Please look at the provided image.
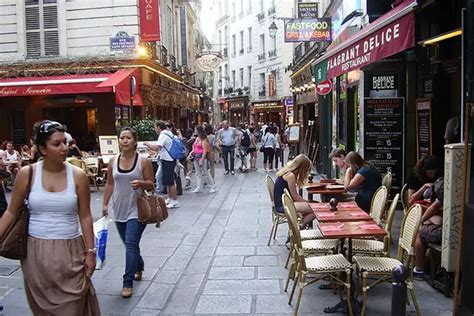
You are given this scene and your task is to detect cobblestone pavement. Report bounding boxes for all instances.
[1,159,453,315]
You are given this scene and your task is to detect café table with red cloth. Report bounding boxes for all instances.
[317,220,387,314]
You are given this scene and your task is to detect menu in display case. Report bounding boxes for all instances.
[364,98,405,196]
[416,98,432,160]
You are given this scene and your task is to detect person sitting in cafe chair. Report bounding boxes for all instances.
[273,154,316,227]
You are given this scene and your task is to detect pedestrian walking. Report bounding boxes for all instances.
[205,124,217,179]
[183,128,195,189]
[238,123,251,172]
[145,121,180,208]
[216,120,238,175]
[261,127,277,173]
[0,120,100,315]
[189,126,216,193]
[102,127,154,298]
[248,126,258,171]
[274,126,283,170]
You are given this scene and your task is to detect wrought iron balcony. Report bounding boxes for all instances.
[257,12,265,21]
[268,49,277,58]
[268,6,276,16]
[257,53,266,61]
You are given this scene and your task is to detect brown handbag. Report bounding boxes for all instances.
[0,165,32,260]
[137,190,168,227]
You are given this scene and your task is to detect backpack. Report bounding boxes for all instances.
[241,130,251,147]
[163,133,186,160]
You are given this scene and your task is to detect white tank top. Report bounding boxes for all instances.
[28,161,81,239]
[5,151,18,161]
[110,154,143,222]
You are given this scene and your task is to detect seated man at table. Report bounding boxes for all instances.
[413,178,444,279]
[329,148,355,202]
[273,154,316,227]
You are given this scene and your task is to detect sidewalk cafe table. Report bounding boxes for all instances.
[318,221,387,314]
[304,182,347,201]
[313,208,373,223]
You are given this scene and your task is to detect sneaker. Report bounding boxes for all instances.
[413,268,424,280]
[224,170,230,175]
[165,198,171,204]
[166,200,180,209]
[230,170,235,175]
[121,287,133,298]
[209,187,217,193]
[192,188,202,193]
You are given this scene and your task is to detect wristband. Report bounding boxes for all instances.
[86,247,97,254]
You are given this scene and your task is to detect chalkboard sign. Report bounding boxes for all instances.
[364,98,405,196]
[13,108,26,144]
[416,98,432,160]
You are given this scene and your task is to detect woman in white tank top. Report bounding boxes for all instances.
[0,120,100,315]
[102,127,154,298]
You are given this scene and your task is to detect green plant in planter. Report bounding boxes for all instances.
[130,119,157,141]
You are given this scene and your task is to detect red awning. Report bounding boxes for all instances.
[0,69,143,106]
[313,0,417,79]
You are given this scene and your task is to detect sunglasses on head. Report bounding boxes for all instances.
[39,121,63,134]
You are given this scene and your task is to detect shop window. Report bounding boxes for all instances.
[25,0,59,58]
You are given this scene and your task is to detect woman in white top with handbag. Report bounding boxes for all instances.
[261,126,277,173]
[0,120,100,315]
[102,127,154,298]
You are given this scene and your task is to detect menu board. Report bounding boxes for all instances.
[416,99,432,160]
[364,98,404,195]
[287,124,301,143]
[13,108,26,144]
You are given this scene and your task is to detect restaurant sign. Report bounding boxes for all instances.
[297,2,318,19]
[253,101,280,108]
[284,18,331,42]
[325,13,415,79]
[139,0,160,42]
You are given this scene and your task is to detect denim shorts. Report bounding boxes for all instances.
[275,205,285,214]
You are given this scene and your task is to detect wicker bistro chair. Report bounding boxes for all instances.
[67,158,99,191]
[282,193,340,292]
[400,183,410,215]
[369,186,388,225]
[382,172,393,193]
[348,194,400,257]
[283,199,353,316]
[353,204,423,316]
[266,176,287,246]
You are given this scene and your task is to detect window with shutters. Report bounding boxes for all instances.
[25,0,59,58]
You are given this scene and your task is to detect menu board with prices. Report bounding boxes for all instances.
[416,99,432,160]
[364,98,405,196]
[13,108,27,144]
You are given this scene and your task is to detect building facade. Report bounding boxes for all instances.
[0,0,211,149]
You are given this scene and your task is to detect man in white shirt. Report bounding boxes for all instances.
[145,121,179,208]
[216,120,238,175]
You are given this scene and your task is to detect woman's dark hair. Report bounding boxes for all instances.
[249,127,255,133]
[271,126,278,134]
[414,155,442,182]
[195,125,207,140]
[32,120,66,149]
[119,127,138,149]
[155,120,167,130]
[204,124,214,136]
[184,128,194,139]
[264,127,270,134]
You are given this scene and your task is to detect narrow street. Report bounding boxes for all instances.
[0,160,453,315]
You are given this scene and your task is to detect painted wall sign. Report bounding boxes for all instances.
[364,97,405,196]
[316,79,332,95]
[326,13,415,79]
[297,2,318,19]
[284,18,331,42]
[139,0,160,42]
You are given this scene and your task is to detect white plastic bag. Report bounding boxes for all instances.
[93,216,112,270]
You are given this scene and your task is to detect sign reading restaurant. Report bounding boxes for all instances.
[297,2,318,19]
[139,0,160,42]
[284,18,331,42]
[325,13,415,78]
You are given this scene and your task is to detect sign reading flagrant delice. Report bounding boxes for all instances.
[325,13,414,79]
[284,18,331,42]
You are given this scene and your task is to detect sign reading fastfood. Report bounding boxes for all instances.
[325,13,414,79]
[284,18,331,42]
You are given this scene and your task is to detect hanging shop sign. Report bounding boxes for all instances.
[110,32,135,50]
[315,79,332,95]
[416,98,432,160]
[195,53,223,72]
[268,74,276,97]
[297,2,318,19]
[139,0,160,42]
[284,18,332,42]
[325,13,414,79]
[364,97,405,196]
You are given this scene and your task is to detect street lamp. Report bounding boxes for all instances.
[268,21,278,39]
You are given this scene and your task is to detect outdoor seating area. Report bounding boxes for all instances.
[265,174,437,315]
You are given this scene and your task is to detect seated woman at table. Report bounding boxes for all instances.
[329,148,347,182]
[406,155,442,207]
[273,154,316,227]
[344,151,382,212]
[67,139,83,158]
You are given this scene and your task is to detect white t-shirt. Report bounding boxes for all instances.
[157,130,174,161]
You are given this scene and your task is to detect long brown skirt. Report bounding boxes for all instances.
[21,236,101,316]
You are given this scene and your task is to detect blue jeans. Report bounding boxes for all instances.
[115,219,147,288]
[155,163,163,193]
